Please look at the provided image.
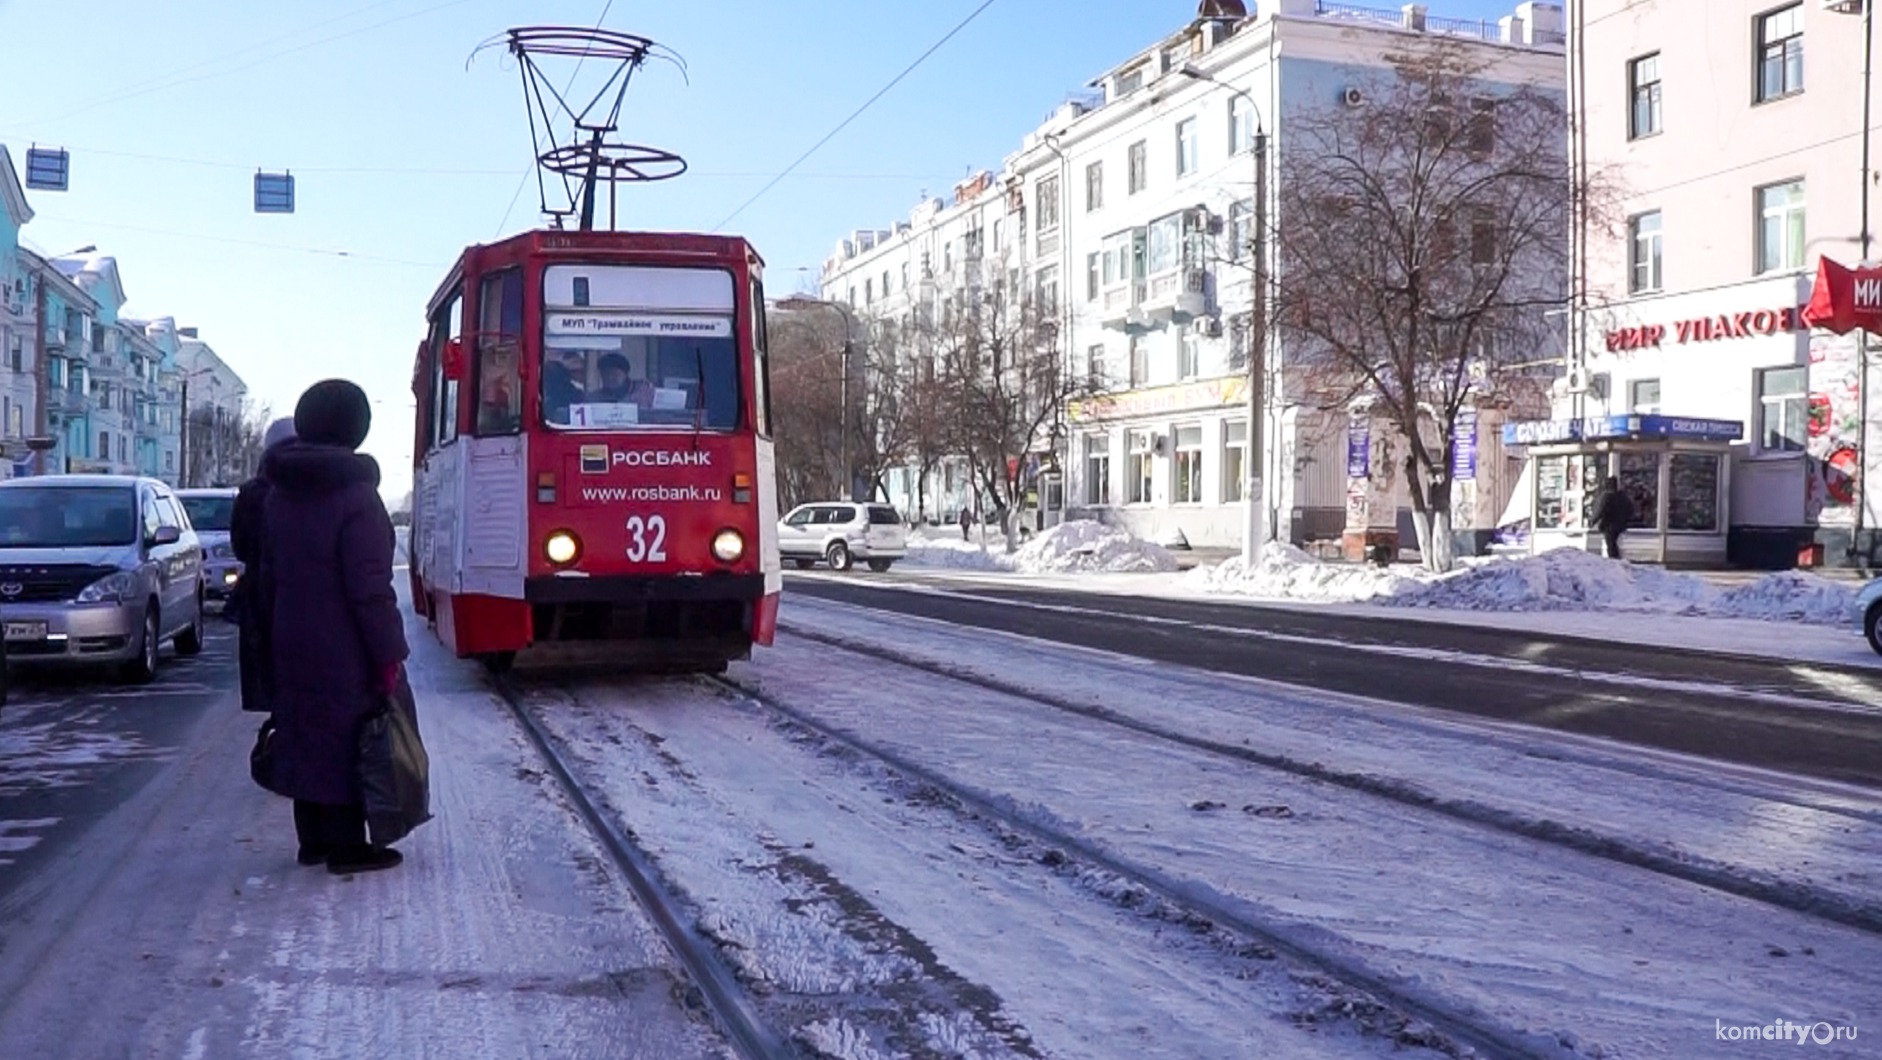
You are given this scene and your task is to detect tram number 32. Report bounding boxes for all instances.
[625,514,668,562]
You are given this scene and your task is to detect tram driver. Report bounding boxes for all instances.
[592,352,655,409]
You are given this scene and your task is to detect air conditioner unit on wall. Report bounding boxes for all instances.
[1341,86,1365,107]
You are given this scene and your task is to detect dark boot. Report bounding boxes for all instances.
[292,801,330,867]
[327,846,403,875]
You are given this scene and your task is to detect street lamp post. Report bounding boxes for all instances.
[1180,63,1268,567]
[777,295,862,502]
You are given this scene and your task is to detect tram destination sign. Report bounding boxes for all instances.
[547,313,731,338]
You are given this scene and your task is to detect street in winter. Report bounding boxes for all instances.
[5,0,1882,1057]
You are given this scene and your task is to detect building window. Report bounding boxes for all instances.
[1173,425,1203,503]
[1147,213,1182,276]
[1129,335,1148,387]
[1629,211,1663,292]
[1222,420,1247,502]
[901,262,910,289]
[1036,265,1059,315]
[1087,344,1106,388]
[97,430,108,459]
[1668,452,1721,530]
[165,451,174,472]
[1756,179,1805,273]
[1228,314,1250,372]
[1470,210,1498,267]
[1036,175,1061,233]
[1117,66,1145,97]
[1102,230,1133,289]
[1629,53,1662,138]
[1128,140,1147,195]
[1086,161,1103,212]
[1229,200,1253,262]
[1086,252,1101,301]
[864,279,874,305]
[1178,329,1200,380]
[1629,378,1661,413]
[1467,98,1496,156]
[1757,4,1804,103]
[1128,430,1154,504]
[1084,434,1111,505]
[1176,118,1198,178]
[883,270,892,297]
[1758,365,1808,452]
[1230,95,1255,155]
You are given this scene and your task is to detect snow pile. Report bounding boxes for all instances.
[1711,571,1857,625]
[901,532,1015,571]
[1009,520,1180,574]
[1185,542,1422,602]
[1383,546,1719,615]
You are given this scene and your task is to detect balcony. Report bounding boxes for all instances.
[43,324,67,350]
[1141,267,1208,322]
[1098,281,1146,331]
[46,386,92,417]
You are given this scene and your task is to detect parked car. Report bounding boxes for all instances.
[0,475,206,683]
[778,502,907,572]
[177,488,241,600]
[1856,578,1882,655]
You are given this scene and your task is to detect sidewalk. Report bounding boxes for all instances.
[0,617,725,1059]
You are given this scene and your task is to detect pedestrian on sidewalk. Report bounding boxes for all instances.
[260,380,411,875]
[1593,476,1635,560]
[229,416,297,715]
[959,506,972,541]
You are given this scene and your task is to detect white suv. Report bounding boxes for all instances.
[779,502,907,572]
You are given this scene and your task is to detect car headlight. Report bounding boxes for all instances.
[545,530,581,565]
[76,571,134,604]
[712,529,744,563]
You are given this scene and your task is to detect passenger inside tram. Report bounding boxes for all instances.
[542,335,738,430]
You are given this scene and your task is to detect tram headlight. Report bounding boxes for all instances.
[544,530,581,565]
[711,529,745,563]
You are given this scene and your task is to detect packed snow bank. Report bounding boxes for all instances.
[1193,543,1860,625]
[903,521,1177,574]
[1010,521,1180,574]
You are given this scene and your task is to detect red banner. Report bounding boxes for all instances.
[1802,257,1882,336]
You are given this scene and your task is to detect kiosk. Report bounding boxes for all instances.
[1501,414,1742,566]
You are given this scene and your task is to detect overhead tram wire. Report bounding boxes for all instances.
[711,0,1002,233]
[494,0,617,236]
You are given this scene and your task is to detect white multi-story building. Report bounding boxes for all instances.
[1544,0,1880,568]
[822,0,1567,549]
[177,331,247,486]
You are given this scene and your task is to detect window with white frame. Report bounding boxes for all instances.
[1101,230,1133,289]
[1757,4,1804,103]
[882,270,892,297]
[1147,213,1182,276]
[1629,53,1662,138]
[1629,211,1663,293]
[1084,434,1112,505]
[1036,265,1059,314]
[1230,95,1255,155]
[1128,140,1147,194]
[1127,430,1154,503]
[1087,344,1106,388]
[1173,425,1203,503]
[865,278,874,304]
[1086,252,1101,301]
[1129,335,1148,387]
[1037,175,1061,232]
[1178,328,1200,380]
[1086,161,1103,212]
[1629,378,1661,413]
[1222,420,1247,502]
[1758,366,1807,452]
[1228,199,1253,262]
[1757,179,1805,274]
[1176,118,1198,178]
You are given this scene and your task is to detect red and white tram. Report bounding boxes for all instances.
[408,229,781,672]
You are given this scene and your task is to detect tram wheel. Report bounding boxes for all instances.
[825,541,853,572]
[478,651,516,675]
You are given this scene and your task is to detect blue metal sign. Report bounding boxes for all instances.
[1451,409,1478,480]
[1346,417,1370,478]
[1502,414,1744,446]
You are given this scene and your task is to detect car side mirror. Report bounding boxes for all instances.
[151,525,181,547]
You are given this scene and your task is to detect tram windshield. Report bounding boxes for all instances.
[540,264,742,431]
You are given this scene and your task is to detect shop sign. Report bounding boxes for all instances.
[1501,414,1743,446]
[1451,409,1477,480]
[1604,306,1808,353]
[1068,375,1247,422]
[1346,417,1371,479]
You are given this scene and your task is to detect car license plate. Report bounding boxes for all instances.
[4,620,47,642]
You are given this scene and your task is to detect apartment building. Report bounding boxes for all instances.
[1554,0,1878,565]
[822,0,1567,548]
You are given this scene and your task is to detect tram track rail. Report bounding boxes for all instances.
[764,620,1882,940]
[493,674,800,1060]
[705,669,1576,1060]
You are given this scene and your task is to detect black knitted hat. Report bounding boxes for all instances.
[294,379,372,450]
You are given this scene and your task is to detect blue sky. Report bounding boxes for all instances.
[0,0,1522,498]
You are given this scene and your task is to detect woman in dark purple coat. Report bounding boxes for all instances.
[261,380,410,874]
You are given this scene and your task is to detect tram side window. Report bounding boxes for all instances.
[752,278,772,437]
[475,269,524,436]
[431,288,463,447]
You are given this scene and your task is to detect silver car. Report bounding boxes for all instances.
[0,475,207,683]
[778,502,908,572]
[177,488,242,600]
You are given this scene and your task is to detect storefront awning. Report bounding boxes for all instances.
[1802,257,1882,335]
[1501,414,1743,446]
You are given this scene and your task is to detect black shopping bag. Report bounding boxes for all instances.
[249,715,286,796]
[356,678,432,847]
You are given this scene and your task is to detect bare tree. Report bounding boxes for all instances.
[920,282,1089,551]
[185,400,270,487]
[1273,41,1577,571]
[768,311,847,508]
